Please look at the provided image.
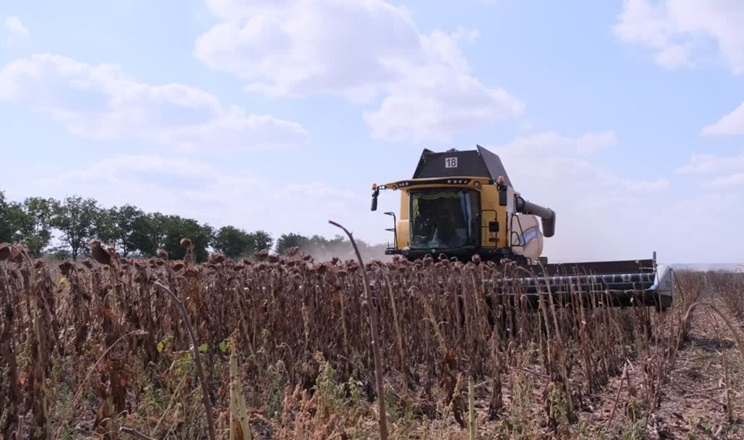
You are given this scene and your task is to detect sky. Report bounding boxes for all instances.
[0,0,742,265]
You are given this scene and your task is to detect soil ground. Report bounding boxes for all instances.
[574,296,744,440]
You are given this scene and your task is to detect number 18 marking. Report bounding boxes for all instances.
[444,157,458,168]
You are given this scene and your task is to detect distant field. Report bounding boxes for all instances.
[1,244,743,440]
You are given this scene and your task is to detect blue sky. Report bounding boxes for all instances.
[1,0,742,265]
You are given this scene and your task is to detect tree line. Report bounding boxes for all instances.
[0,190,387,262]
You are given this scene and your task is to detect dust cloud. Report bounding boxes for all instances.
[292,241,393,263]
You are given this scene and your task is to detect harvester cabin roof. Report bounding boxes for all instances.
[411,145,513,187]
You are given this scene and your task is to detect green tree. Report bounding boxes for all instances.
[0,191,28,244]
[0,191,9,242]
[0,191,17,243]
[213,227,276,259]
[93,206,121,250]
[274,232,309,255]
[158,215,214,262]
[249,229,273,252]
[213,225,253,259]
[51,195,101,260]
[134,212,169,257]
[19,196,59,256]
[2,190,388,261]
[91,204,153,257]
[0,191,15,243]
[114,204,151,257]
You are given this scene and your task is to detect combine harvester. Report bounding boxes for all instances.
[370,145,673,311]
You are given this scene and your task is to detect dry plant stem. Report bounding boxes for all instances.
[409,285,447,355]
[70,329,148,411]
[229,334,252,440]
[31,284,50,439]
[230,352,237,440]
[152,367,189,434]
[679,301,744,362]
[541,277,575,422]
[605,362,629,430]
[0,266,20,438]
[710,311,736,423]
[328,219,389,440]
[720,348,734,423]
[382,269,407,394]
[468,377,476,440]
[119,426,157,440]
[153,280,217,440]
[17,249,50,439]
[339,289,349,358]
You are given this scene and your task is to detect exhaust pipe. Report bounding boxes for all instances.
[515,196,556,237]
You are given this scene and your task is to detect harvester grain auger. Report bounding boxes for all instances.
[370,145,673,311]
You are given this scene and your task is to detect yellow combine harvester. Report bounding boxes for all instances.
[370,145,673,310]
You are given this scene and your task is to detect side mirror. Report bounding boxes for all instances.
[371,187,380,211]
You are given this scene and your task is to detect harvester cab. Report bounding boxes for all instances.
[370,145,674,311]
[371,145,554,265]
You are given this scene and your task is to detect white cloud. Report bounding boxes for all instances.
[0,53,309,151]
[706,173,744,189]
[701,101,744,136]
[60,155,221,183]
[676,152,744,189]
[481,131,671,262]
[193,0,524,143]
[613,0,744,73]
[4,16,29,47]
[5,16,29,37]
[497,130,618,154]
[613,1,744,136]
[492,130,669,198]
[676,152,744,175]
